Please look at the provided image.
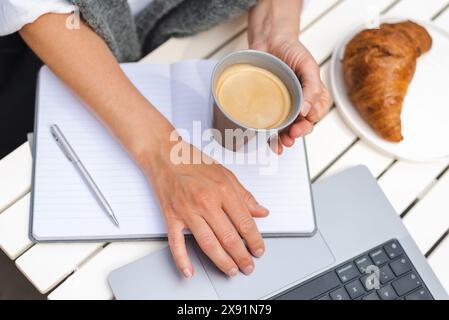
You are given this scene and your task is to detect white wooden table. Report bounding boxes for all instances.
[0,0,448,299]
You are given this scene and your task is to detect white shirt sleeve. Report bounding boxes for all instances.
[0,0,75,36]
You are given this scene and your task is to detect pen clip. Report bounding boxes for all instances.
[51,127,75,162]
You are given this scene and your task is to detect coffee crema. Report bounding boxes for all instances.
[215,64,292,129]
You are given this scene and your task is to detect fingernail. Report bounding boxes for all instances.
[291,127,301,138]
[249,203,269,213]
[228,267,239,277]
[242,265,254,275]
[254,248,265,257]
[183,268,192,278]
[301,101,312,117]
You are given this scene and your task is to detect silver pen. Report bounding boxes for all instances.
[50,124,120,227]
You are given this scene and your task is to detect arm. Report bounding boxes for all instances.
[248,0,332,154]
[20,13,172,158]
[20,13,268,277]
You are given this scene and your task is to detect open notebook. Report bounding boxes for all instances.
[31,61,316,241]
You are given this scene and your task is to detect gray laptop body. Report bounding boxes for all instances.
[108,166,449,300]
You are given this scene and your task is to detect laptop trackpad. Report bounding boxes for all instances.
[196,231,335,299]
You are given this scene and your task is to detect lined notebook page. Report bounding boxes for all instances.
[32,61,315,241]
[171,61,315,235]
[33,64,172,240]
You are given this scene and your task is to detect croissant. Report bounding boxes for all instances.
[342,21,432,142]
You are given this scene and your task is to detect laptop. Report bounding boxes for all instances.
[108,166,448,300]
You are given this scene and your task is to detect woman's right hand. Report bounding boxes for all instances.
[141,139,269,278]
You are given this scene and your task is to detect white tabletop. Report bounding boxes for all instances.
[0,0,448,299]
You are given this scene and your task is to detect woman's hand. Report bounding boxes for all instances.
[255,37,332,153]
[248,0,332,154]
[142,140,269,278]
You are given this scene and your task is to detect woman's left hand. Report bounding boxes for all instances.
[247,0,332,154]
[250,36,332,154]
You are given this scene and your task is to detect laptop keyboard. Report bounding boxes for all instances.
[272,239,433,300]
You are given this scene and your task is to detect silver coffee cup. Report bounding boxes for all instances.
[210,50,303,152]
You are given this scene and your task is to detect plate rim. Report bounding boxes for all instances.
[330,16,449,163]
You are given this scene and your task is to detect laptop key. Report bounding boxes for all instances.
[362,291,380,300]
[390,257,412,276]
[405,287,433,300]
[330,287,351,300]
[369,248,389,266]
[336,263,359,283]
[360,274,372,291]
[354,255,373,274]
[384,241,402,259]
[274,239,433,301]
[392,273,422,296]
[377,285,398,300]
[345,279,365,299]
[379,265,395,284]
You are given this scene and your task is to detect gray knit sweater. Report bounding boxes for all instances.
[68,0,257,62]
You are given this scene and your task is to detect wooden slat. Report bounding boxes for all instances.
[402,169,449,254]
[378,161,449,214]
[306,109,356,179]
[319,140,393,180]
[435,4,449,28]
[387,0,449,18]
[0,193,33,260]
[15,242,104,294]
[301,0,343,30]
[0,143,32,213]
[428,236,449,293]
[48,241,167,300]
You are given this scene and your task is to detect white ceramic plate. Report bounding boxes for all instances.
[331,17,449,162]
